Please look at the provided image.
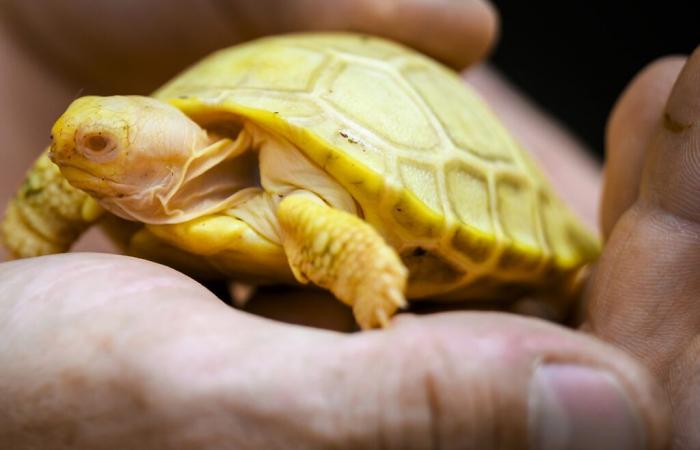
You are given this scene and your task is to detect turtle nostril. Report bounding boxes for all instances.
[86,134,109,152]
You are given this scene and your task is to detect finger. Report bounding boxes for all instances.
[585,47,700,374]
[645,46,700,219]
[0,254,667,449]
[465,65,601,229]
[302,0,499,69]
[386,314,667,450]
[1,0,498,94]
[601,56,686,238]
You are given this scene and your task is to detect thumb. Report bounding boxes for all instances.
[367,314,667,450]
[0,254,667,449]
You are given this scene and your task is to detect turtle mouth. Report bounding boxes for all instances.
[58,164,138,199]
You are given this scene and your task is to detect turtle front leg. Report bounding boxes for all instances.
[277,192,408,329]
[1,150,103,258]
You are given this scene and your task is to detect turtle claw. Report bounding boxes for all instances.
[375,308,391,329]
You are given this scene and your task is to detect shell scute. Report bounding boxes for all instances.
[401,65,515,163]
[445,163,492,235]
[324,64,438,149]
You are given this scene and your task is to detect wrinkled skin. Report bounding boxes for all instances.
[1,1,700,449]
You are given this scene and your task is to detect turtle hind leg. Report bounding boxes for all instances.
[276,192,408,329]
[1,151,103,258]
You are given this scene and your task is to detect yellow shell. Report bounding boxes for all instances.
[149,32,599,299]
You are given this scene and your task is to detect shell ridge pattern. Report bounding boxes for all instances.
[321,51,438,149]
[202,87,320,118]
[390,60,496,264]
[505,150,562,266]
[401,60,553,280]
[323,51,458,214]
[325,48,543,287]
[388,58,512,280]
[311,57,402,185]
[293,53,404,239]
[390,63,506,225]
[481,171,507,276]
[154,34,592,295]
[296,46,333,94]
[400,63,513,164]
[383,57,460,235]
[530,193,552,274]
[319,51,456,242]
[495,164,552,269]
[530,187,552,266]
[535,190,555,262]
[304,44,549,286]
[288,49,455,266]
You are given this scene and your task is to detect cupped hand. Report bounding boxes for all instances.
[0,253,666,449]
[0,50,678,450]
[586,46,700,448]
[499,44,700,450]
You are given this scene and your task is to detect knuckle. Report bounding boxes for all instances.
[373,321,522,449]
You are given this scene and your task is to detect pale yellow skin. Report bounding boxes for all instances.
[1,33,599,329]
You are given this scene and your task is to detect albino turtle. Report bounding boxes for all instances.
[1,33,599,329]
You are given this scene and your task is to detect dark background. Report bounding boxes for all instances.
[489,1,698,160]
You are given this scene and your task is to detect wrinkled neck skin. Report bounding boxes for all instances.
[101,119,357,247]
[100,129,255,224]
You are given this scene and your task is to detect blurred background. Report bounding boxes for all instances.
[491,1,697,159]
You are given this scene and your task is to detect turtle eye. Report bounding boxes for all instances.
[77,131,119,162]
[86,134,109,152]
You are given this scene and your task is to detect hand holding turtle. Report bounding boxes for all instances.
[0,0,699,448]
[0,252,666,449]
[0,48,675,450]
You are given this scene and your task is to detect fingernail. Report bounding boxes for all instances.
[529,364,646,450]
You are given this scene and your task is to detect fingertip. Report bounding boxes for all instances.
[422,0,501,68]
[440,0,501,68]
[323,0,500,69]
[607,55,687,145]
[642,46,700,223]
[479,0,501,59]
[664,45,700,131]
[607,55,687,142]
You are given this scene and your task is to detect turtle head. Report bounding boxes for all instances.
[50,95,212,221]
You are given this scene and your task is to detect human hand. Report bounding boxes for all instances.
[0,1,693,449]
[584,46,700,448]
[481,45,700,449]
[0,34,678,450]
[0,253,667,449]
